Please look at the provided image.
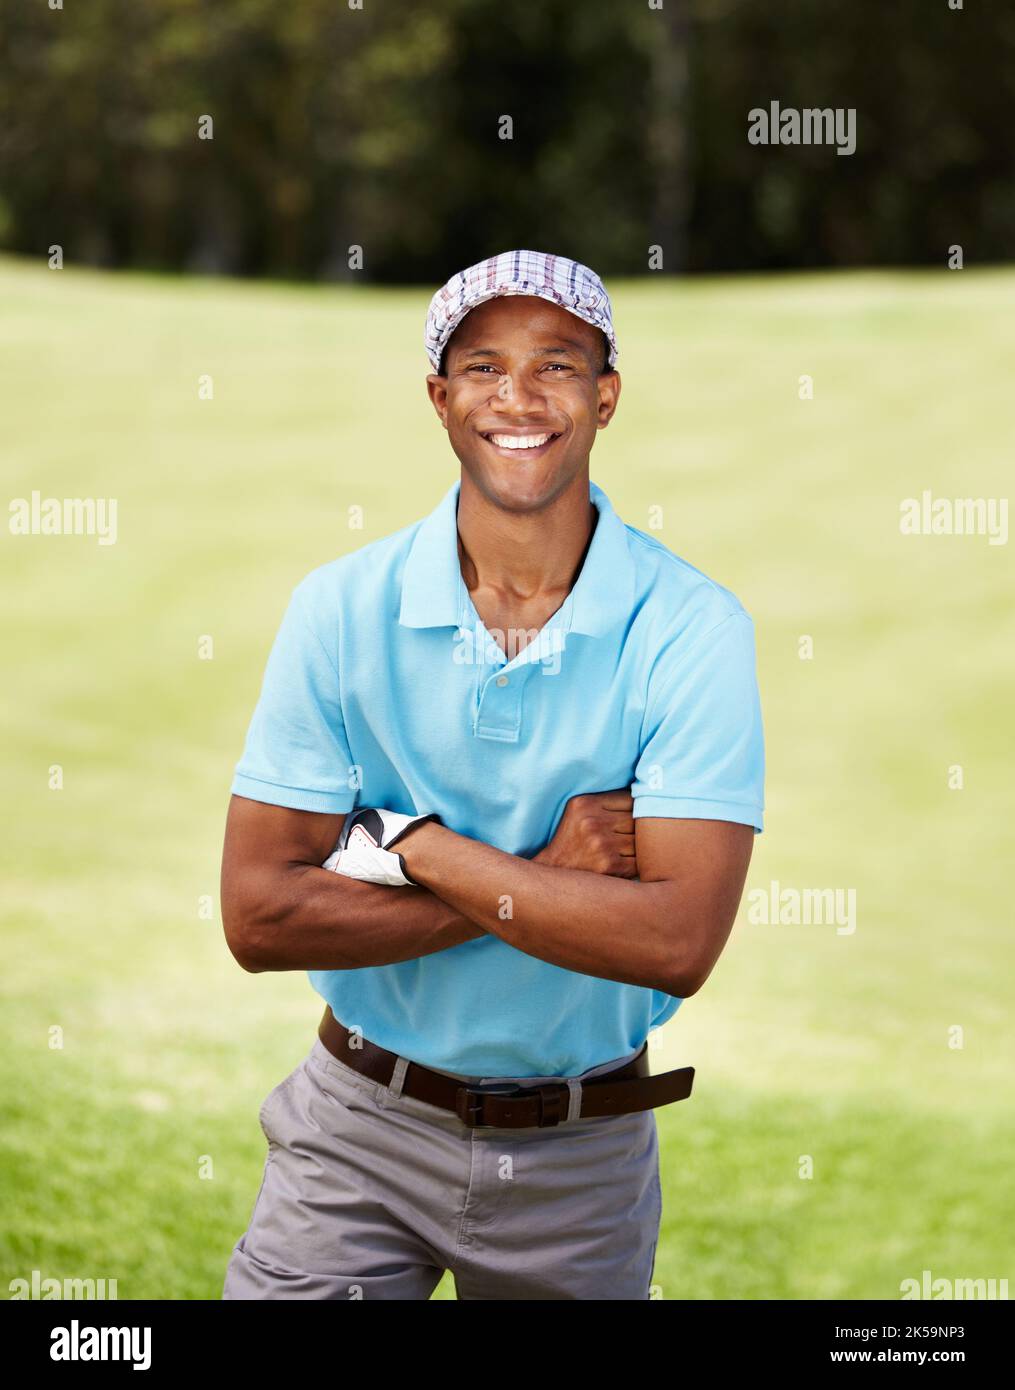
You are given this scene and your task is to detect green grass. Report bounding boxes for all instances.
[1,255,1012,1300]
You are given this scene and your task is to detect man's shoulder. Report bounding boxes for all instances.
[290,514,425,617]
[622,521,752,649]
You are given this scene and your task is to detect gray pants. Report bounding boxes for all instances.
[222,1036,662,1300]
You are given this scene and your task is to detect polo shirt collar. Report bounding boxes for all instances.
[398,477,635,638]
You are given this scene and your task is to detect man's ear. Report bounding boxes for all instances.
[596,370,621,429]
[426,373,449,428]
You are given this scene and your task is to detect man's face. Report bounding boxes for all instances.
[426,295,621,514]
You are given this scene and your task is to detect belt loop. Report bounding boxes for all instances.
[565,1078,582,1123]
[387,1055,409,1100]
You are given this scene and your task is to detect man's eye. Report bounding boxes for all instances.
[467,364,499,373]
[543,363,572,372]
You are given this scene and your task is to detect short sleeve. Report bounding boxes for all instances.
[631,611,765,833]
[230,582,359,815]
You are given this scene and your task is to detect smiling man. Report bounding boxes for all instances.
[220,249,765,1301]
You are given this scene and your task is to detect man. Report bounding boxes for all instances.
[220,249,765,1301]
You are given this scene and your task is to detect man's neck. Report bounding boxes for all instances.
[456,472,597,603]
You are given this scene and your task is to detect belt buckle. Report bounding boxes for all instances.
[455,1082,569,1129]
[454,1086,488,1128]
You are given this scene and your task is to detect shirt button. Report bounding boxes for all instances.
[496,674,509,687]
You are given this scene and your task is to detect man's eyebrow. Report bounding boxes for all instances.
[538,341,586,355]
[460,342,586,360]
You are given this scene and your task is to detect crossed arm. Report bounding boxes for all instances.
[395,815,753,995]
[221,791,754,998]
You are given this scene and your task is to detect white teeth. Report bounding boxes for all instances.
[489,433,553,449]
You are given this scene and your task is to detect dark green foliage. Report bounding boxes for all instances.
[2,0,1012,278]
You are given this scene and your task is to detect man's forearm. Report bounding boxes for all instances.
[399,823,690,995]
[228,864,485,972]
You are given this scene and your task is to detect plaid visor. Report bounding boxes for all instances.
[424,249,618,373]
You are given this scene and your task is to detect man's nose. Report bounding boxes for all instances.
[489,371,546,413]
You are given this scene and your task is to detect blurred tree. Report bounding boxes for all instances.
[1,0,1012,281]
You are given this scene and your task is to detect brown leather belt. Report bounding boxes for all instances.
[318,1006,694,1129]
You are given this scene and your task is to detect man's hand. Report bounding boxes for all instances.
[323,807,442,886]
[533,788,637,879]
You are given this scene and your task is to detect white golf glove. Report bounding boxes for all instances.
[322,807,441,887]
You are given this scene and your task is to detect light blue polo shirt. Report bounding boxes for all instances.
[232,477,765,1078]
